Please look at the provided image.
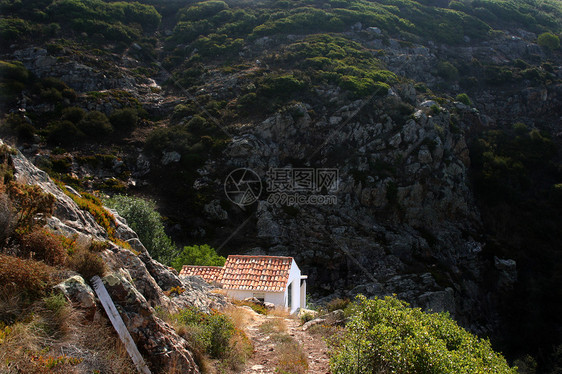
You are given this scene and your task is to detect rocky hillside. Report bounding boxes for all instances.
[0,139,226,373]
[1,0,561,369]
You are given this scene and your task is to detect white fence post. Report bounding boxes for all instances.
[91,275,152,374]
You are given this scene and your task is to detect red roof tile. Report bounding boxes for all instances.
[221,255,293,292]
[180,256,294,292]
[179,265,224,282]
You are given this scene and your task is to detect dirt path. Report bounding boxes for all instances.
[239,307,331,374]
[286,318,331,374]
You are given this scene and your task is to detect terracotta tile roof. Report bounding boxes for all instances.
[221,255,293,292]
[179,265,224,282]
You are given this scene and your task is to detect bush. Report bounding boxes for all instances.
[7,182,55,234]
[456,93,472,106]
[0,254,53,297]
[537,32,560,51]
[174,307,235,359]
[171,244,226,272]
[105,195,176,264]
[109,107,139,131]
[77,111,113,138]
[326,298,350,313]
[61,106,86,124]
[19,229,67,266]
[67,245,106,281]
[437,61,458,81]
[46,120,84,146]
[329,295,516,374]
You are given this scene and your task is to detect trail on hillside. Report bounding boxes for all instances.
[238,307,331,374]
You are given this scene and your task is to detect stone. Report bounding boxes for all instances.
[53,275,97,316]
[161,151,181,165]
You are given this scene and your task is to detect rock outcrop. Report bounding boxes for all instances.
[5,140,227,373]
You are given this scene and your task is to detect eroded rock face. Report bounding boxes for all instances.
[11,150,107,239]
[202,94,491,326]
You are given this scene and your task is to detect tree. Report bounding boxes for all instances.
[171,244,225,272]
[537,32,560,51]
[105,195,176,264]
[329,295,516,374]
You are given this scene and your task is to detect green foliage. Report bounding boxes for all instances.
[471,126,556,203]
[173,307,235,359]
[437,61,459,81]
[77,111,113,139]
[537,32,560,51]
[61,106,86,124]
[326,298,351,313]
[45,120,84,146]
[7,182,55,234]
[456,93,472,106]
[105,194,176,264]
[171,244,225,271]
[109,107,139,131]
[329,295,516,374]
[0,60,29,104]
[43,292,67,314]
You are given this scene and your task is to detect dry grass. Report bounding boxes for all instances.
[223,305,254,328]
[268,307,293,318]
[67,245,107,282]
[257,317,308,374]
[276,339,309,374]
[0,289,135,374]
[259,317,287,334]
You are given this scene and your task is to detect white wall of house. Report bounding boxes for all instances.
[225,289,285,306]
[284,260,302,314]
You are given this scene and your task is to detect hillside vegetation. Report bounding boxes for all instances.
[0,0,561,372]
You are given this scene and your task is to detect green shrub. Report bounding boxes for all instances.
[109,108,139,131]
[537,32,560,51]
[61,107,86,124]
[46,120,84,146]
[0,60,29,82]
[456,93,472,106]
[43,292,67,314]
[174,307,235,359]
[437,61,458,81]
[105,195,176,264]
[171,244,225,271]
[329,295,517,374]
[77,111,113,138]
[326,298,350,313]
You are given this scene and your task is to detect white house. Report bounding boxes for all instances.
[180,255,307,314]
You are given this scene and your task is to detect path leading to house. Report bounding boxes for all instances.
[239,307,331,374]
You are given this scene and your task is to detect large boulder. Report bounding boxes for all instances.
[102,273,199,374]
